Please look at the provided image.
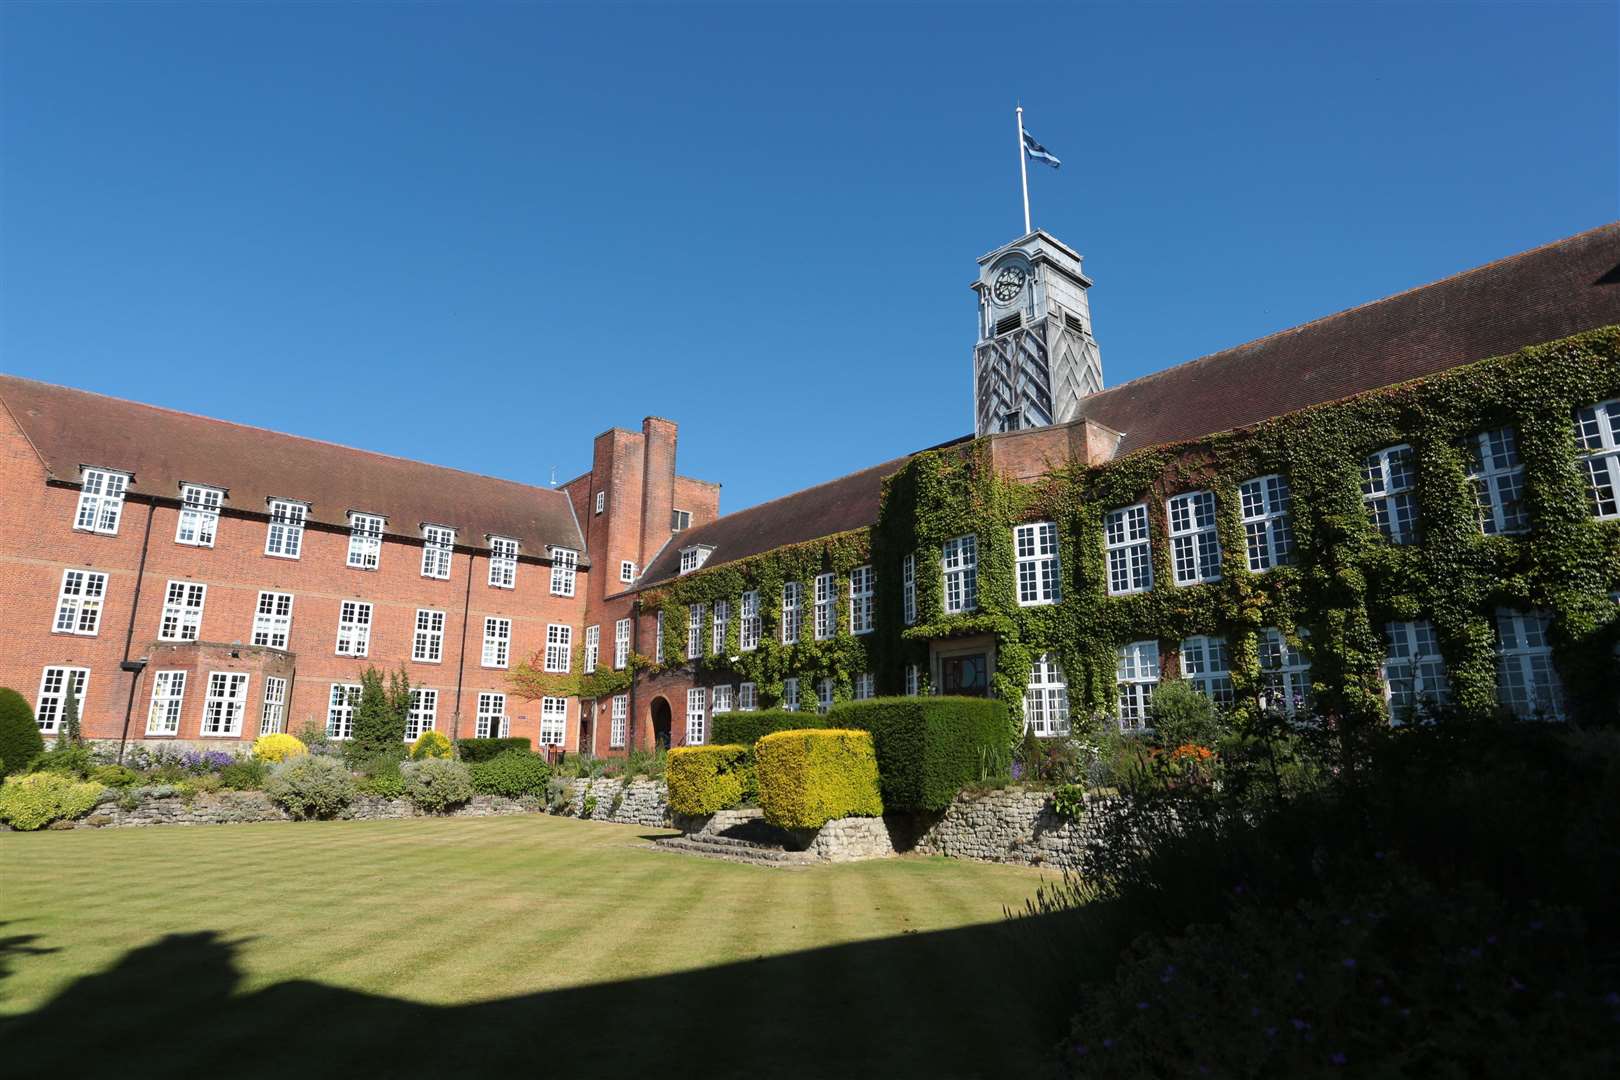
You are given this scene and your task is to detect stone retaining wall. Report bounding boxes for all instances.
[560,778,669,828]
[905,787,1127,871]
[72,789,545,828]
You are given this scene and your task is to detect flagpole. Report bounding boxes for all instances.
[1016,104,1031,235]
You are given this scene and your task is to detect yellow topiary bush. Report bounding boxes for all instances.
[667,744,752,816]
[252,733,308,764]
[756,728,883,831]
[0,772,104,831]
[410,729,453,760]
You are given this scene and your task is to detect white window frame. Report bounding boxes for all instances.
[849,566,874,635]
[712,599,730,655]
[679,546,712,575]
[1494,609,1564,720]
[35,666,89,734]
[1014,522,1061,605]
[610,694,627,748]
[176,483,223,547]
[145,670,186,736]
[326,682,361,739]
[595,491,606,515]
[671,508,692,532]
[159,580,206,642]
[413,608,446,663]
[1239,475,1294,572]
[544,623,572,673]
[405,687,438,741]
[902,554,917,625]
[1116,640,1159,732]
[75,467,130,535]
[1383,620,1450,723]
[251,590,294,649]
[346,512,384,570]
[53,569,107,636]
[740,591,760,651]
[853,672,875,700]
[1179,635,1235,708]
[200,671,250,737]
[336,600,372,657]
[549,547,578,597]
[584,624,600,673]
[712,684,734,714]
[540,697,567,747]
[687,603,705,659]
[483,616,512,669]
[1258,628,1312,718]
[265,499,307,559]
[489,536,519,588]
[942,535,979,613]
[904,663,920,697]
[782,677,800,712]
[738,682,757,711]
[781,581,802,644]
[1167,491,1221,586]
[422,525,455,579]
[1362,444,1419,543]
[260,675,288,735]
[1024,652,1070,736]
[685,687,706,745]
[620,560,636,584]
[1105,505,1153,596]
[614,618,630,669]
[476,692,509,738]
[1465,427,1529,535]
[1575,399,1620,520]
[813,572,836,640]
[816,677,835,715]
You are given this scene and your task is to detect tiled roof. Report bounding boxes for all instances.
[0,376,586,559]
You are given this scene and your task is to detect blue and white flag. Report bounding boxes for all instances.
[1022,130,1061,169]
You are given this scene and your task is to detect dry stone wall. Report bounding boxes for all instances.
[905,787,1128,871]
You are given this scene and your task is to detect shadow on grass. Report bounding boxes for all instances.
[0,906,1097,1080]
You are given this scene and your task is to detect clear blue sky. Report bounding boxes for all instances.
[2,2,1615,513]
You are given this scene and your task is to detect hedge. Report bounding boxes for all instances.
[666,744,753,816]
[0,688,44,777]
[826,696,1010,812]
[0,771,102,830]
[455,737,531,763]
[756,728,883,830]
[468,749,551,798]
[710,709,826,748]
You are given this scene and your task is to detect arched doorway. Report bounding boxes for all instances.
[649,696,672,750]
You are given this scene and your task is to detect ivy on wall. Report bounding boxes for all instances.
[621,328,1620,730]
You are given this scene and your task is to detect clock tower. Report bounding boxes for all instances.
[972,230,1104,435]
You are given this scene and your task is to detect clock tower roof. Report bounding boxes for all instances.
[970,229,1092,294]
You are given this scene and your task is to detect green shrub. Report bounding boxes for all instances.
[455,737,532,763]
[709,710,824,748]
[468,749,551,798]
[1051,783,1087,822]
[827,696,1010,812]
[265,755,357,819]
[666,744,753,816]
[0,772,103,830]
[30,745,94,779]
[0,689,44,777]
[90,764,140,788]
[410,729,453,760]
[1148,678,1227,750]
[756,728,883,830]
[623,746,668,781]
[402,758,473,812]
[218,759,268,790]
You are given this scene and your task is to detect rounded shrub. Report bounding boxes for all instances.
[218,759,269,791]
[265,755,356,819]
[468,749,551,798]
[252,733,308,764]
[90,763,140,788]
[410,730,453,760]
[402,758,473,813]
[0,689,45,777]
[0,772,104,831]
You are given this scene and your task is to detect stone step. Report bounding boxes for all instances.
[651,835,817,867]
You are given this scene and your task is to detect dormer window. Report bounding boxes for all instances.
[422,525,455,579]
[74,467,130,535]
[176,483,224,547]
[549,547,578,596]
[679,545,713,575]
[489,536,519,588]
[346,512,385,570]
[265,499,308,559]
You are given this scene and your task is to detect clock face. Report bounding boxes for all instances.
[992,264,1027,304]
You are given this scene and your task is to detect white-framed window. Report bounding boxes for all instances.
[712,599,730,655]
[476,692,509,738]
[816,677,835,714]
[483,617,512,669]
[405,687,438,740]
[540,697,567,747]
[1105,505,1153,596]
[74,467,129,535]
[326,683,361,739]
[1179,635,1235,707]
[422,525,455,579]
[1575,399,1620,519]
[685,687,706,745]
[549,547,578,596]
[738,682,757,711]
[413,609,446,663]
[1116,641,1159,732]
[251,590,293,649]
[145,670,186,736]
[201,672,250,737]
[1362,445,1419,543]
[902,554,917,625]
[1383,620,1450,723]
[176,483,223,547]
[159,580,206,641]
[336,600,372,657]
[1494,609,1564,719]
[265,499,307,559]
[545,623,572,673]
[942,535,979,613]
[595,491,606,515]
[904,664,920,697]
[610,694,627,748]
[740,591,760,651]
[35,666,89,734]
[853,672,875,700]
[782,677,800,712]
[1014,522,1061,605]
[53,569,107,636]
[1168,491,1221,586]
[260,675,287,735]
[814,572,836,639]
[346,512,384,569]
[614,618,630,669]
[1239,475,1294,572]
[1024,653,1070,736]
[584,625,600,672]
[620,560,636,583]
[1258,628,1312,718]
[671,509,691,531]
[679,546,713,574]
[1465,427,1528,535]
[781,581,802,644]
[849,566,874,634]
[687,603,705,659]
[489,537,519,589]
[712,684,734,713]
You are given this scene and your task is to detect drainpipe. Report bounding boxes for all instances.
[449,545,474,750]
[115,501,157,763]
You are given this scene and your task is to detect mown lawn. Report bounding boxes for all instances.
[1,815,1069,1078]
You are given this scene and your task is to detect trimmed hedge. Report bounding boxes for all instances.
[469,749,551,798]
[455,737,531,763]
[756,728,883,830]
[0,688,44,777]
[710,710,825,748]
[666,744,752,816]
[827,696,1009,812]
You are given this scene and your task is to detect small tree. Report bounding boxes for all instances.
[1149,679,1225,750]
[54,679,82,750]
[0,688,45,776]
[346,667,406,764]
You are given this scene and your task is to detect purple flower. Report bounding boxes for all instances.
[1264,1026,1277,1039]
[1071,1043,1088,1057]
[1604,991,1619,1007]
[1330,1052,1347,1066]
[1102,1039,1115,1050]
[1343,958,1356,969]
[1137,1001,1150,1010]
[1291,1018,1310,1031]
[1379,995,1392,1007]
